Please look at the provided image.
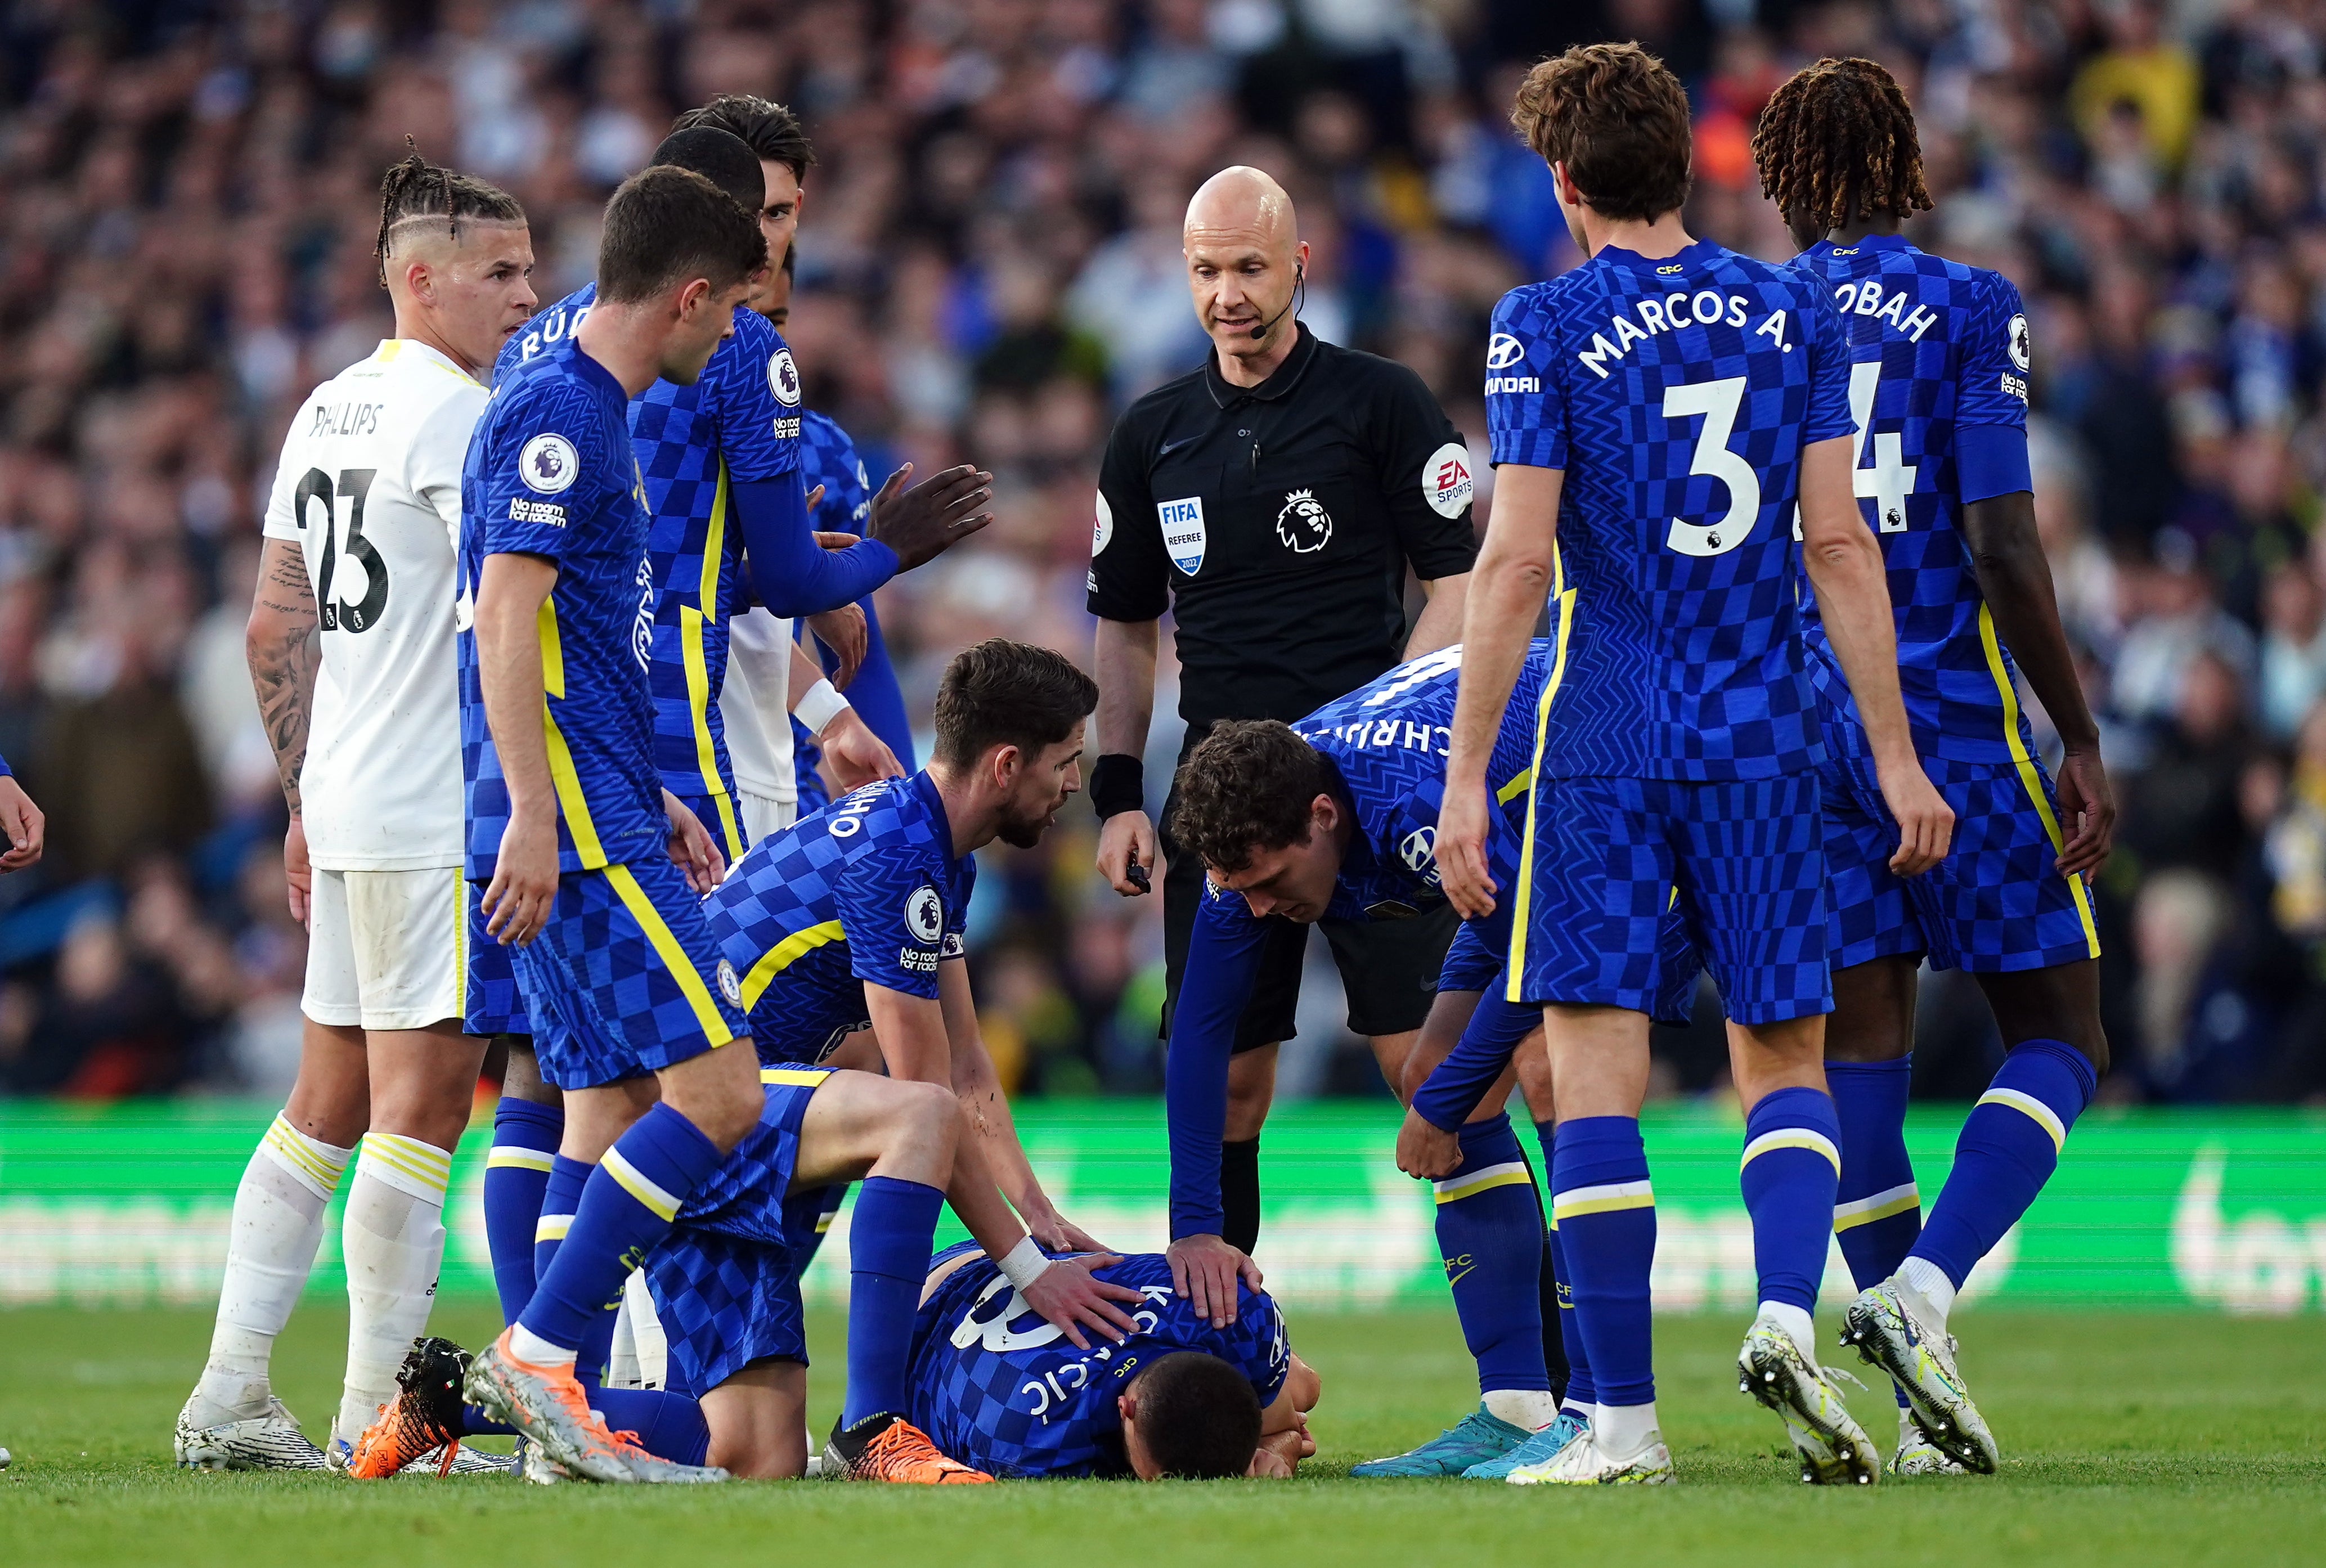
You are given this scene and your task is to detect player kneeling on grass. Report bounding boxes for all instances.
[905,1241,1319,1479]
[1164,641,1695,1480]
[356,1062,991,1482]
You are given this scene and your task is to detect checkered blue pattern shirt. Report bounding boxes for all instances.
[909,1249,1291,1479]
[1791,236,2034,764]
[1276,640,1551,923]
[460,336,663,877]
[800,408,873,534]
[1485,240,1853,780]
[703,770,973,1063]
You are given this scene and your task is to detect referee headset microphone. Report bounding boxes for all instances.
[1248,259,1304,340]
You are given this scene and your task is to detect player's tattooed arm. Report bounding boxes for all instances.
[1963,489,2114,875]
[245,538,321,816]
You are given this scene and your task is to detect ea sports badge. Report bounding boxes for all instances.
[1422,442,1472,518]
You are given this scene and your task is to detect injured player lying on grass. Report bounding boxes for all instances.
[363,1194,1318,1482]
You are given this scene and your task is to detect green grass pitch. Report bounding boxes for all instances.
[3,1301,2320,1567]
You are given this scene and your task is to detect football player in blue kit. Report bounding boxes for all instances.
[1161,643,1698,1479]
[456,164,787,1482]
[906,1241,1321,1479]
[704,639,1144,1344]
[1431,44,1952,1487]
[473,123,988,1382]
[1753,58,2114,1477]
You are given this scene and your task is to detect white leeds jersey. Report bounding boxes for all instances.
[721,606,797,805]
[261,339,486,870]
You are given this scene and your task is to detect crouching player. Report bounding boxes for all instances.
[907,1242,1320,1479]
[702,639,1144,1339]
[355,1061,996,1482]
[1164,641,1695,1479]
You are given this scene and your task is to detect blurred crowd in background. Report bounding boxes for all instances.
[1,0,2323,1107]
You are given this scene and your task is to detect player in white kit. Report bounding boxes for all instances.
[176,154,538,1473]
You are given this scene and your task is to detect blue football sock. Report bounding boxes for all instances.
[589,1386,710,1467]
[1739,1086,1843,1316]
[1551,1116,1655,1409]
[1826,1057,1920,1291]
[1433,1113,1549,1397]
[460,1407,517,1437]
[519,1105,722,1358]
[528,1156,590,1369]
[484,1098,564,1325]
[1911,1039,2096,1291]
[842,1175,944,1426]
[1535,1120,1595,1408]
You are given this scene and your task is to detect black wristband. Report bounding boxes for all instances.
[1089,753,1146,820]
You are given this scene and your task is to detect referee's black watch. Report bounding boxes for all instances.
[1090,753,1144,820]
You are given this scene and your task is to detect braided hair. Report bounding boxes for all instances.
[373,140,525,287]
[1752,57,1933,236]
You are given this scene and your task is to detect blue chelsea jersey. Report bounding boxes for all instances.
[909,1249,1290,1479]
[459,338,664,877]
[1485,240,1854,781]
[1790,235,2036,764]
[501,285,805,842]
[702,770,973,1064]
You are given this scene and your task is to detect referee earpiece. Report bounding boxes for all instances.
[1249,260,1306,341]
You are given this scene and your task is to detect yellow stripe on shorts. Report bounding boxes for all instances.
[603,863,735,1047]
[1977,603,2100,958]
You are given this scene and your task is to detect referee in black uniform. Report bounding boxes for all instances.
[1086,165,1478,1256]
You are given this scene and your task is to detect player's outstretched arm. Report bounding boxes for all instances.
[866,980,1142,1348]
[0,772,44,873]
[1441,465,1561,918]
[937,962,1108,1251]
[474,551,564,946]
[1797,435,1955,876]
[1963,488,2114,875]
[1092,617,1160,897]
[1164,897,1274,1324]
[863,461,995,570]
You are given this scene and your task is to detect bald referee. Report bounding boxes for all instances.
[1088,166,1478,1257]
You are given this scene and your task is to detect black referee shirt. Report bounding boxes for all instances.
[1087,324,1479,731]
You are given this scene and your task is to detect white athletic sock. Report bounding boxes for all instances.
[508,1323,577,1367]
[1760,1300,1820,1368]
[1898,1257,1957,1330]
[335,1133,451,1444]
[1561,1396,1593,1421]
[1483,1388,1560,1430]
[190,1115,350,1427]
[1592,1401,1661,1461]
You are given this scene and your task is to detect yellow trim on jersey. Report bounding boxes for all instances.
[543,711,606,868]
[603,862,736,1047]
[377,340,401,362]
[680,604,744,861]
[702,460,729,616]
[1506,583,1578,1000]
[537,599,566,698]
[1977,603,2100,958]
[740,919,847,1008]
[1496,769,1533,806]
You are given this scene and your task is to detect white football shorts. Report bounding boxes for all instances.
[738,791,797,848]
[302,865,466,1031]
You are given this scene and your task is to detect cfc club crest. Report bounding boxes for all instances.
[519,433,579,493]
[1277,488,1333,554]
[716,959,743,1008]
[906,884,945,944]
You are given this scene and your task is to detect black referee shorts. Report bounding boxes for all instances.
[1157,790,1457,1053]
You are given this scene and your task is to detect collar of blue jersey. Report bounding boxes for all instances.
[908,768,958,864]
[554,331,627,403]
[1804,231,1914,259]
[1591,237,1721,273]
[1202,320,1319,407]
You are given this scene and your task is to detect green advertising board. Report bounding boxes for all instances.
[2,1100,2321,1313]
